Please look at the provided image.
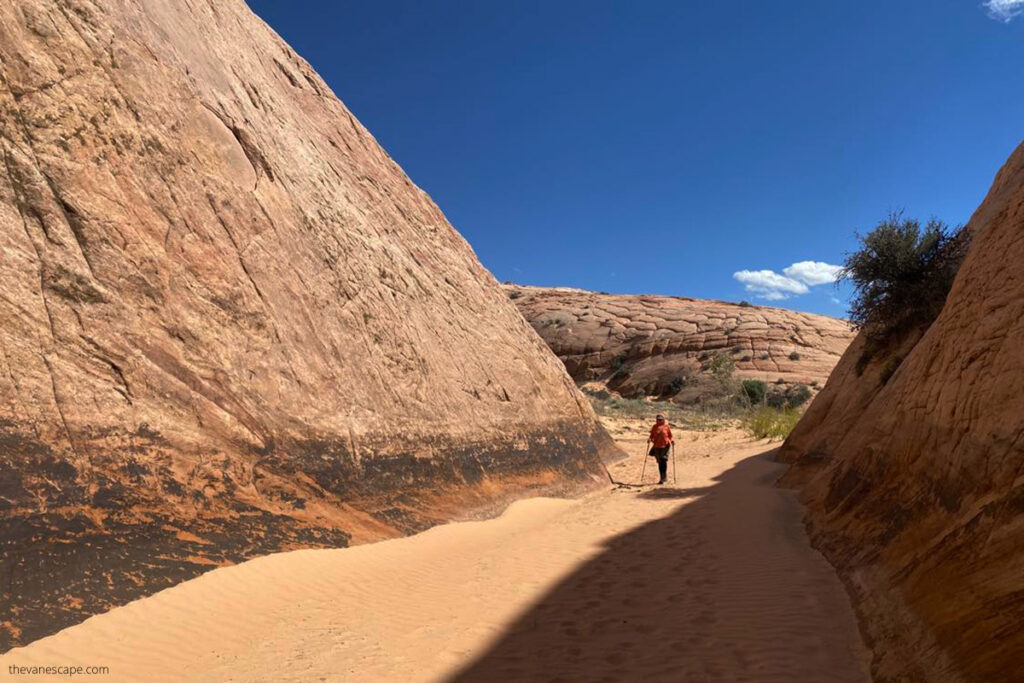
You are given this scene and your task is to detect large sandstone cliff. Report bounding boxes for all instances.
[506,285,854,401]
[779,143,1024,682]
[0,0,616,649]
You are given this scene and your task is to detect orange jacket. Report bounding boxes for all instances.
[649,422,673,448]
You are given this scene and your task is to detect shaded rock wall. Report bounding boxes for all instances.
[0,0,615,649]
[506,285,854,400]
[779,142,1024,682]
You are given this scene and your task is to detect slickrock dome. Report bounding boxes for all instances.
[0,0,615,648]
[506,285,854,400]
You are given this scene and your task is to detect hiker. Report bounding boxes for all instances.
[647,413,674,484]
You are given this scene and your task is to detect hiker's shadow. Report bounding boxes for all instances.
[635,486,711,500]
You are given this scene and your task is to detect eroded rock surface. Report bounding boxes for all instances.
[506,285,854,400]
[0,0,615,649]
[779,143,1024,682]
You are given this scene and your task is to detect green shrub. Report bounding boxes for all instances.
[740,355,752,362]
[786,384,812,408]
[732,344,744,354]
[707,352,735,387]
[766,383,813,410]
[739,300,752,307]
[841,212,970,340]
[740,379,767,405]
[759,353,770,360]
[788,351,801,361]
[743,406,802,440]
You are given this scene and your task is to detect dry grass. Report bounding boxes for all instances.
[586,394,740,432]
[743,406,802,440]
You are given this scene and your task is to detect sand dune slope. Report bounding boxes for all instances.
[1,428,869,682]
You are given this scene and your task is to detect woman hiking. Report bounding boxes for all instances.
[647,413,674,485]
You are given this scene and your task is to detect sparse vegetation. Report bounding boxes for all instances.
[585,375,812,440]
[547,313,573,328]
[586,394,737,431]
[765,383,812,410]
[786,384,812,408]
[743,406,801,440]
[611,363,635,380]
[740,355,752,363]
[841,212,970,341]
[582,387,612,401]
[666,376,686,394]
[759,353,770,360]
[611,353,629,372]
[739,300,752,307]
[740,379,767,405]
[788,351,801,361]
[707,352,735,388]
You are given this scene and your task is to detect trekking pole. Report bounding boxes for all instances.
[671,442,677,484]
[640,441,649,485]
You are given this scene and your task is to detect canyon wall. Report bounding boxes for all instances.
[0,0,615,649]
[779,143,1024,682]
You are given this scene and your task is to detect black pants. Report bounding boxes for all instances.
[650,446,670,481]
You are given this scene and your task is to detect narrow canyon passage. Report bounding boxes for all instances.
[1,426,869,682]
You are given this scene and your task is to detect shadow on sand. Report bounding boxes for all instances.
[635,486,712,501]
[446,449,868,683]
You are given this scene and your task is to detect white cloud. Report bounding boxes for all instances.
[733,269,808,300]
[985,0,1024,21]
[733,260,842,300]
[782,261,843,286]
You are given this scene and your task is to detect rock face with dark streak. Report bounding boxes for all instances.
[506,285,854,400]
[779,143,1024,682]
[0,0,616,649]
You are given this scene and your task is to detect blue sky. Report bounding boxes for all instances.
[248,1,1023,316]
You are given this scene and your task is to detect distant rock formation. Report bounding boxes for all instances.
[779,143,1024,682]
[0,0,615,649]
[506,285,854,401]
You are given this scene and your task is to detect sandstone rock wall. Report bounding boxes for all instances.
[506,285,854,401]
[0,0,615,649]
[779,142,1024,682]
